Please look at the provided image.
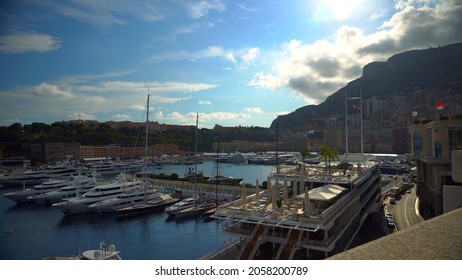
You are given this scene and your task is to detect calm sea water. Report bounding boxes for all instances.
[0,162,275,260]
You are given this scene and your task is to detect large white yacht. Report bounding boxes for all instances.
[211,153,382,260]
[88,160,143,176]
[52,174,142,215]
[88,183,159,213]
[4,178,74,203]
[0,160,81,187]
[26,173,104,204]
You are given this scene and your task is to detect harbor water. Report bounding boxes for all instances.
[0,162,275,260]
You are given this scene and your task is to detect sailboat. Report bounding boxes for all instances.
[172,114,217,220]
[116,94,179,218]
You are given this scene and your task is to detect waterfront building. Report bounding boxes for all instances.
[212,153,382,260]
[409,118,462,218]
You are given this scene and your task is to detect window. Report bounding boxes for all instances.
[426,128,432,157]
[413,131,422,155]
[434,141,442,158]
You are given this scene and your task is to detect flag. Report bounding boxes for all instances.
[353,105,361,110]
[436,102,445,110]
[412,111,418,117]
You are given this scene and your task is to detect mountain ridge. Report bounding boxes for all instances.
[270,42,462,130]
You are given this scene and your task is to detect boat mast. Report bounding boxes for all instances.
[215,140,219,206]
[194,113,198,207]
[144,93,149,203]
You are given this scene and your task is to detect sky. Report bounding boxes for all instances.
[1,0,461,128]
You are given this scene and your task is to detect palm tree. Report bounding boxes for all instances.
[300,148,310,170]
[320,146,339,174]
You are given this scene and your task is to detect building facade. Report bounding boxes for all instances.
[409,118,462,218]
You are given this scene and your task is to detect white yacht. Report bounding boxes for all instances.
[165,197,197,216]
[0,160,81,187]
[27,174,104,204]
[88,183,159,214]
[88,160,143,176]
[52,174,142,215]
[4,178,73,203]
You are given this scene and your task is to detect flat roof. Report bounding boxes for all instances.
[297,184,347,201]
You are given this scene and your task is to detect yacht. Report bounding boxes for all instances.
[173,201,217,220]
[378,162,410,174]
[211,153,382,260]
[88,160,143,176]
[27,173,104,204]
[165,197,197,216]
[80,241,122,260]
[116,193,179,218]
[52,174,142,215]
[88,183,159,214]
[0,161,81,187]
[4,178,74,203]
[44,241,122,260]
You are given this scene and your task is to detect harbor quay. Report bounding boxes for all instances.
[147,178,255,203]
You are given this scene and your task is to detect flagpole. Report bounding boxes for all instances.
[360,89,363,155]
[345,90,348,155]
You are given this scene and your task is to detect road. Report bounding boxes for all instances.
[389,187,424,230]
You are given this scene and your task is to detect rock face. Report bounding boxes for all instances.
[270,42,462,131]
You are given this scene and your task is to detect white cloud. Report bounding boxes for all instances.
[250,0,462,104]
[198,100,213,105]
[77,81,217,94]
[244,107,263,114]
[39,0,169,28]
[242,47,260,63]
[186,0,226,19]
[148,45,262,68]
[65,112,96,121]
[0,32,61,54]
[226,53,237,63]
[30,83,75,99]
[274,111,290,118]
[111,114,132,121]
[158,111,251,125]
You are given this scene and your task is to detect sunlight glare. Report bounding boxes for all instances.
[325,0,361,20]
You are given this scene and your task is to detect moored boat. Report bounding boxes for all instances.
[4,178,72,204]
[165,197,197,216]
[52,173,142,215]
[116,193,179,218]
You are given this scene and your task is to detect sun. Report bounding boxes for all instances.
[322,0,362,20]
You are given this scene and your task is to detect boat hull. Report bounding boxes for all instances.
[116,198,179,218]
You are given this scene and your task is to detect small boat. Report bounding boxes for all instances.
[81,241,122,260]
[4,227,13,234]
[165,197,197,216]
[43,240,122,260]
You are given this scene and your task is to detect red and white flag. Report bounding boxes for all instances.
[436,102,445,110]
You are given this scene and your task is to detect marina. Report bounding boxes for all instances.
[0,161,275,260]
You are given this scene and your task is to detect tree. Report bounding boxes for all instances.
[300,147,311,170]
[320,146,339,174]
